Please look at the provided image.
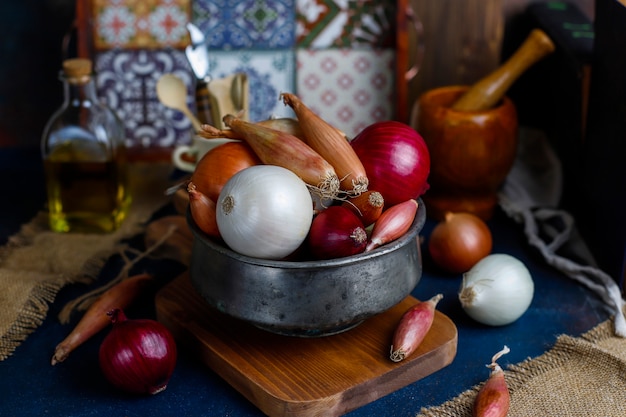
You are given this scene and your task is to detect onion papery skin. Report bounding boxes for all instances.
[190,141,261,202]
[459,254,534,326]
[428,211,492,274]
[351,121,430,207]
[308,206,367,260]
[216,165,314,260]
[99,309,177,395]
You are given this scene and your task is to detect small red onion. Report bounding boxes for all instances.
[308,206,367,260]
[351,121,430,207]
[99,309,177,395]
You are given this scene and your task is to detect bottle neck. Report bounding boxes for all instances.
[62,74,99,107]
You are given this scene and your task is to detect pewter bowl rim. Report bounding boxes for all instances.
[187,198,426,266]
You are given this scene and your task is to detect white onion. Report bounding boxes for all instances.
[216,165,313,260]
[459,253,534,326]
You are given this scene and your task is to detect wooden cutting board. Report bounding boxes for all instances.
[155,273,458,417]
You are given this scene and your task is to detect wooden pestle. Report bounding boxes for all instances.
[452,29,556,111]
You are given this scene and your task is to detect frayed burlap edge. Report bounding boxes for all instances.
[0,162,173,361]
[0,275,68,361]
[0,209,149,361]
[416,316,621,417]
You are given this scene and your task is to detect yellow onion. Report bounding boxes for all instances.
[428,212,492,273]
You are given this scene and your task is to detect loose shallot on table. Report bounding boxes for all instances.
[389,294,443,362]
[473,346,511,417]
[51,273,153,365]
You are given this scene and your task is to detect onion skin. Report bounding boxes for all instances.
[390,294,443,362]
[428,212,493,274]
[366,199,418,252]
[51,274,153,365]
[257,117,306,140]
[308,206,367,260]
[459,254,534,326]
[280,93,368,195]
[190,141,260,202]
[216,165,314,260]
[213,114,341,200]
[342,190,384,226]
[187,182,220,238]
[99,309,177,395]
[473,346,511,417]
[351,121,430,207]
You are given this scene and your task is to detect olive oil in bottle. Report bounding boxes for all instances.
[41,58,131,233]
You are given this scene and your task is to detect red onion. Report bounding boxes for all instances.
[99,309,177,395]
[308,206,367,260]
[350,121,430,207]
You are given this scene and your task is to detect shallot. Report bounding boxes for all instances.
[473,346,511,417]
[281,93,369,195]
[366,199,418,252]
[51,273,153,365]
[342,190,384,226]
[390,294,443,362]
[187,182,220,237]
[202,114,340,201]
[99,309,177,395]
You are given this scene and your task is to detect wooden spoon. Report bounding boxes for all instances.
[157,74,202,131]
[452,29,556,112]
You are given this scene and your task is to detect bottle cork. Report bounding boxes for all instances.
[62,58,93,78]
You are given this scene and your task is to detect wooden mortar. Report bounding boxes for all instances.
[415,29,555,220]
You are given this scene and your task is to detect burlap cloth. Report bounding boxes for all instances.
[418,130,626,416]
[418,315,626,416]
[0,163,173,361]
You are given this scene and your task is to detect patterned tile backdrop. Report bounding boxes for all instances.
[90,0,397,150]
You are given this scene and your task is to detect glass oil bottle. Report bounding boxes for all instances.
[41,58,131,233]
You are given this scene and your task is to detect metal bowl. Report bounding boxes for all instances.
[188,199,426,337]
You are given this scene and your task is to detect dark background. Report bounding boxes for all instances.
[0,0,76,149]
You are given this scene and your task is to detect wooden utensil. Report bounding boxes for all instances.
[207,73,249,129]
[156,74,203,131]
[452,29,556,111]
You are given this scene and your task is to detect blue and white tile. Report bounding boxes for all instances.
[193,0,296,49]
[95,49,195,149]
[208,49,296,121]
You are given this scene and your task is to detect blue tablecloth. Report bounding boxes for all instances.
[0,147,609,416]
